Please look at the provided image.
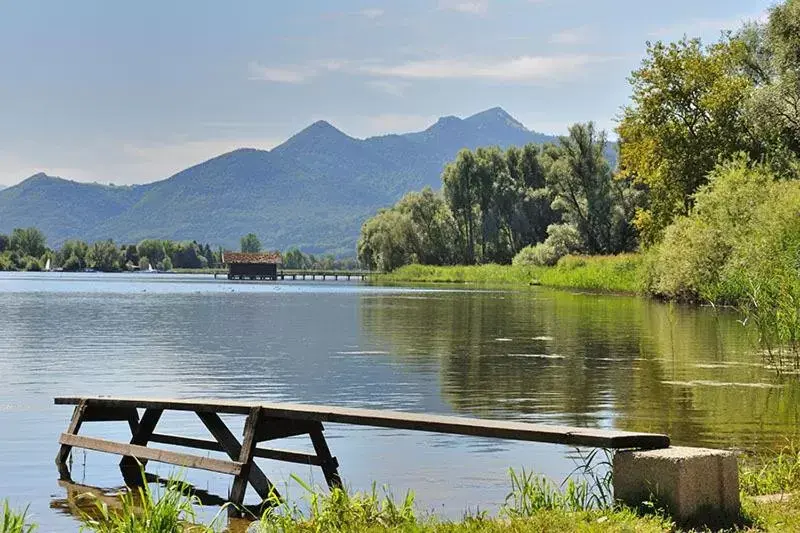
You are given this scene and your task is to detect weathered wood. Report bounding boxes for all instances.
[120,408,163,478]
[149,432,324,466]
[196,411,277,503]
[309,422,342,489]
[256,417,320,442]
[59,433,243,475]
[55,396,670,449]
[82,405,139,423]
[56,401,87,468]
[229,407,262,514]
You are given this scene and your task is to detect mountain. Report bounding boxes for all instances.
[0,108,602,255]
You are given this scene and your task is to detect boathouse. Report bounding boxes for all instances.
[222,251,282,280]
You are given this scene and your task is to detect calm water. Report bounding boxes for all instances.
[0,272,797,531]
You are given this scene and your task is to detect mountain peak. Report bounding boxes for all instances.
[273,119,355,154]
[465,107,527,131]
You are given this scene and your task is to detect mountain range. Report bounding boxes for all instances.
[0,108,604,255]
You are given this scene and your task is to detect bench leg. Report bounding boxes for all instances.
[196,409,278,514]
[55,401,87,477]
[309,422,342,489]
[120,408,162,485]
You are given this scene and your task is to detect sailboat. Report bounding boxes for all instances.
[147,263,155,273]
[44,258,51,272]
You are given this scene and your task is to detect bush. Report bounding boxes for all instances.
[0,252,16,271]
[513,243,559,266]
[23,257,42,272]
[62,255,82,272]
[645,156,798,303]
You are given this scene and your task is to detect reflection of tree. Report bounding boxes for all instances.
[360,288,800,452]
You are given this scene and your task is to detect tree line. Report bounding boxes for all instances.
[0,228,361,273]
[358,0,800,273]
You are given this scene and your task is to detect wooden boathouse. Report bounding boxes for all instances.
[222,252,282,280]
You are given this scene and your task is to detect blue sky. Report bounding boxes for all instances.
[0,0,772,186]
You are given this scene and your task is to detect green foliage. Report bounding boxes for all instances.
[136,240,166,267]
[86,240,124,272]
[59,240,89,271]
[0,234,8,253]
[358,209,415,272]
[644,157,800,304]
[0,253,16,271]
[1,500,36,533]
[9,228,46,258]
[161,257,173,271]
[78,473,220,533]
[23,257,42,272]
[240,233,262,253]
[513,243,560,267]
[617,37,759,245]
[740,443,800,496]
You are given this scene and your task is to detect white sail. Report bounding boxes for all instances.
[45,258,51,271]
[148,263,155,272]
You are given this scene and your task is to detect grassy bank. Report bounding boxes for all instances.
[379,254,644,294]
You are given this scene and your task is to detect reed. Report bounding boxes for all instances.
[1,500,36,533]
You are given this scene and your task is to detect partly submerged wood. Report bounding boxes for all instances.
[55,396,669,449]
[58,433,243,476]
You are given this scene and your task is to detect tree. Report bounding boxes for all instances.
[443,150,480,264]
[240,233,262,253]
[58,240,89,270]
[0,234,8,253]
[617,37,758,245]
[10,227,46,258]
[137,239,166,266]
[87,240,124,272]
[357,209,415,271]
[394,187,459,265]
[541,123,618,254]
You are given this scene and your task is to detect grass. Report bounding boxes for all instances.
[379,254,644,294]
[1,500,36,533]
[76,471,223,533]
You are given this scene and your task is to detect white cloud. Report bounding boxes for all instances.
[360,55,609,84]
[356,114,439,135]
[550,26,591,45]
[438,0,488,15]
[247,61,316,83]
[366,79,411,96]
[360,8,384,19]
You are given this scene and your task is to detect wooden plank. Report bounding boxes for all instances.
[309,422,342,489]
[55,396,670,449]
[196,411,277,502]
[56,401,87,468]
[58,433,243,476]
[256,417,319,442]
[120,408,163,476]
[149,433,322,466]
[229,407,262,510]
[82,405,139,423]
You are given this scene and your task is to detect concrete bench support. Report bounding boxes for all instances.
[613,446,739,525]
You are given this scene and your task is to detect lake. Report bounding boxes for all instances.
[0,272,796,531]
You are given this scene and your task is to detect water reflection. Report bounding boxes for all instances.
[360,287,800,450]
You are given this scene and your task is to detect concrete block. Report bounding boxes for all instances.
[613,446,739,525]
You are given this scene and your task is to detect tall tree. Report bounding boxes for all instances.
[86,240,124,272]
[240,233,262,253]
[9,227,46,257]
[616,37,758,245]
[541,123,616,254]
[137,239,166,265]
[443,150,480,264]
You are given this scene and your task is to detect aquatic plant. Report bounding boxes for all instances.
[1,500,36,533]
[740,442,800,496]
[77,471,222,533]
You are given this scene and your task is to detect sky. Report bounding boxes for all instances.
[0,0,773,187]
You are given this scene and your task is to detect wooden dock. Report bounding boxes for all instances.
[219,270,369,281]
[55,396,669,516]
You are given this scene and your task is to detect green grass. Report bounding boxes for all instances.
[1,500,36,533]
[379,254,644,294]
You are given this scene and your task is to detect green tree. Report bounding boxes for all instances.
[617,37,758,245]
[394,187,459,265]
[357,209,414,272]
[240,233,262,253]
[87,240,124,272]
[58,240,89,270]
[0,234,8,253]
[443,150,480,264]
[541,123,618,254]
[137,239,166,266]
[10,227,46,258]
[283,247,309,269]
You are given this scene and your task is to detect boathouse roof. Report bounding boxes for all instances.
[222,252,283,264]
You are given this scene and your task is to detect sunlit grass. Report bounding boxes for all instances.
[379,254,643,294]
[1,500,36,533]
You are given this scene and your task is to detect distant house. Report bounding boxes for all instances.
[222,251,282,280]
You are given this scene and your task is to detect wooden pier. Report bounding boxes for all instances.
[55,396,669,517]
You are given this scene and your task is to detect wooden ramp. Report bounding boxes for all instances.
[55,396,670,516]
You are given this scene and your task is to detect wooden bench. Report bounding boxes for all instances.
[55,396,669,516]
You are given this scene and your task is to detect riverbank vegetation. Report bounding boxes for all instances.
[1,500,36,533]
[359,0,800,312]
[13,450,800,531]
[0,230,359,273]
